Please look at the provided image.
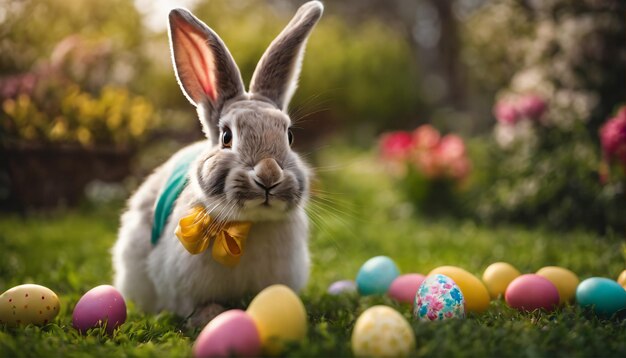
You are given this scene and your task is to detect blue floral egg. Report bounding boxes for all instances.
[414,274,465,321]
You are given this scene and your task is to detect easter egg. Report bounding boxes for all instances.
[351,305,415,357]
[414,274,465,321]
[356,256,400,295]
[72,285,127,334]
[246,285,307,354]
[0,284,60,326]
[482,262,521,299]
[576,277,626,317]
[428,266,490,313]
[536,266,579,304]
[193,309,261,358]
[328,280,357,295]
[388,274,426,303]
[505,274,560,312]
[617,270,626,287]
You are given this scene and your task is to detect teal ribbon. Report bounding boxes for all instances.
[151,146,204,245]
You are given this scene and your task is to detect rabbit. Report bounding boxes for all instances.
[112,1,323,324]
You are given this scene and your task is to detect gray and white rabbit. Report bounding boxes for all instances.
[112,1,323,321]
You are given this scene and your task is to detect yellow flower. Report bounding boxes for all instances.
[50,117,68,141]
[76,126,93,145]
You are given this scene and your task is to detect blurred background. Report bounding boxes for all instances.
[0,0,624,233]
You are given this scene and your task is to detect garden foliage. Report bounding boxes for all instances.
[379,125,471,216]
[464,0,626,232]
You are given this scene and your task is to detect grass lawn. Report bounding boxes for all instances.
[1,148,625,357]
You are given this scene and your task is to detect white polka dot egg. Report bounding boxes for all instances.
[0,284,60,326]
[351,305,415,357]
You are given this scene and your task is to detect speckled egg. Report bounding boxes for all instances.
[0,284,60,326]
[428,266,490,313]
[356,256,400,296]
[505,274,560,312]
[328,280,357,295]
[246,285,307,355]
[414,274,465,321]
[351,305,415,357]
[193,309,261,358]
[388,274,426,303]
[482,262,521,300]
[72,285,127,334]
[536,266,579,304]
[576,277,626,317]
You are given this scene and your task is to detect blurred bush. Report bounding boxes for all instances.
[378,125,472,216]
[0,0,157,149]
[464,0,626,233]
[0,0,145,77]
[0,0,155,210]
[2,81,154,148]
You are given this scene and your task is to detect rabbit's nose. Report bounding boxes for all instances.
[253,158,284,190]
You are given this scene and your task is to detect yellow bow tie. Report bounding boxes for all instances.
[175,206,252,267]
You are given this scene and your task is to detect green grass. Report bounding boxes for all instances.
[1,148,625,357]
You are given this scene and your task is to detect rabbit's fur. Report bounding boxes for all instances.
[112,1,323,318]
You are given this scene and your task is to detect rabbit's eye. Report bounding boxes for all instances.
[288,129,294,146]
[222,128,233,148]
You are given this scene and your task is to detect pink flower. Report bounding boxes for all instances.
[437,135,466,162]
[600,107,626,167]
[433,135,471,181]
[517,94,547,120]
[427,311,438,320]
[379,124,471,182]
[413,124,441,150]
[493,100,520,125]
[379,131,414,160]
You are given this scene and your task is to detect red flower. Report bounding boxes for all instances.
[379,131,414,160]
[600,107,626,167]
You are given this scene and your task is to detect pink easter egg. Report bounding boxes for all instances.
[388,273,426,303]
[505,274,560,312]
[193,309,261,358]
[72,285,127,334]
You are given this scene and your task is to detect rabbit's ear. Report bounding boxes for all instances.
[249,1,323,111]
[168,8,244,141]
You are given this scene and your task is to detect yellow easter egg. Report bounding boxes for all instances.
[246,285,307,355]
[351,305,415,357]
[428,266,490,313]
[536,266,579,303]
[0,284,60,326]
[617,270,626,287]
[482,262,521,299]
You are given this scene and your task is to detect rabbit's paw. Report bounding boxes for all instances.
[185,303,226,329]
